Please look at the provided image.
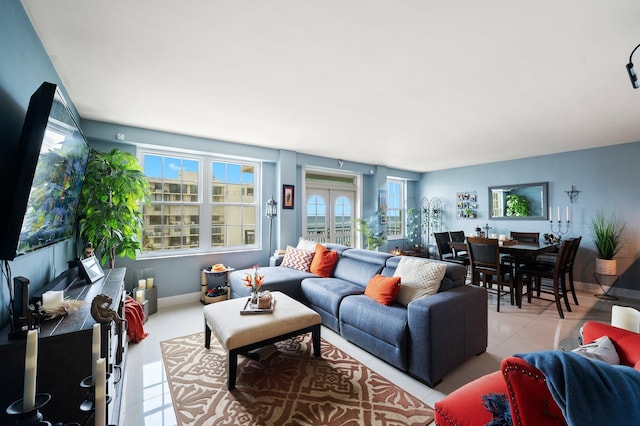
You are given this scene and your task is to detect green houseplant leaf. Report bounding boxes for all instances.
[353,209,387,250]
[78,148,150,268]
[591,213,625,260]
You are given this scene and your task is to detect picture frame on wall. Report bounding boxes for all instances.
[80,255,105,283]
[378,189,387,224]
[283,185,294,209]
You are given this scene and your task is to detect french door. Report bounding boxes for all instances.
[305,188,355,246]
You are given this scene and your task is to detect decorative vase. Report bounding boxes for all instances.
[595,258,617,276]
[250,288,259,307]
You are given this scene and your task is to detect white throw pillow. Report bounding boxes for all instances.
[393,257,447,306]
[572,335,620,365]
[296,237,318,252]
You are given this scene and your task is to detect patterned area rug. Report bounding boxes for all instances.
[160,332,434,425]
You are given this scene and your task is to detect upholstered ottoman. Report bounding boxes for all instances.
[203,291,322,390]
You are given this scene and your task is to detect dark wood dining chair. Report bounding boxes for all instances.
[535,236,582,306]
[434,231,469,267]
[515,239,574,319]
[510,231,540,244]
[502,232,540,279]
[448,230,467,256]
[466,237,513,312]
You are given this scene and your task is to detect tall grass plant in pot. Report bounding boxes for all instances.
[592,213,625,275]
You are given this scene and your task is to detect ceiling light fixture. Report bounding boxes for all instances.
[626,43,640,89]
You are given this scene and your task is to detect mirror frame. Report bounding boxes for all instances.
[488,182,548,220]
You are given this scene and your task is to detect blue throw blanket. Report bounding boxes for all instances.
[516,351,640,426]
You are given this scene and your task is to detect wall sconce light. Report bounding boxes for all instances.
[565,185,581,204]
[265,196,278,255]
[626,43,640,89]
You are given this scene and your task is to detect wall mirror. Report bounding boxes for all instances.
[488,182,548,220]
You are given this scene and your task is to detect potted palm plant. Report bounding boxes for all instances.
[353,210,387,250]
[78,148,151,268]
[592,213,625,275]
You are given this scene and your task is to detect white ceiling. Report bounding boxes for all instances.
[21,1,640,172]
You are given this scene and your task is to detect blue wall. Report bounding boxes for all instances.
[0,0,81,326]
[81,120,420,297]
[420,142,640,289]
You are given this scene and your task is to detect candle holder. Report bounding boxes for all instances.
[550,220,571,237]
[6,393,52,426]
[79,375,112,414]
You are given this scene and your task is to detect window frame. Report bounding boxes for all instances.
[386,178,405,241]
[138,147,261,258]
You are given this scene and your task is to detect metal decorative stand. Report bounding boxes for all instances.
[594,273,619,300]
[404,197,422,252]
[79,374,112,425]
[421,196,442,258]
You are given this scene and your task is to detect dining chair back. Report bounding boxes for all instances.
[434,231,470,267]
[510,232,540,245]
[565,236,582,305]
[517,239,573,319]
[466,237,513,312]
[449,230,467,256]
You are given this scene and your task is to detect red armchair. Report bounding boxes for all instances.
[434,321,640,425]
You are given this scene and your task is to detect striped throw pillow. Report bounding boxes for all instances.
[281,246,314,272]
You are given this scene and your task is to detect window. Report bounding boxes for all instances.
[387,179,405,239]
[140,150,259,255]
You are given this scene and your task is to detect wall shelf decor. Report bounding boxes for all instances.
[456,191,477,219]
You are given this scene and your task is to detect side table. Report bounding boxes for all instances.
[594,273,619,300]
[201,267,234,304]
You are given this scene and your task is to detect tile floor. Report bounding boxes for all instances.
[120,285,637,425]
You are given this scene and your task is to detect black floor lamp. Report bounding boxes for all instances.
[266,196,278,255]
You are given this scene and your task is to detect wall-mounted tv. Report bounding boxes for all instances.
[0,82,90,260]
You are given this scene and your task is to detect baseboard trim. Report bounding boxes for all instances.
[158,292,201,309]
[575,280,640,301]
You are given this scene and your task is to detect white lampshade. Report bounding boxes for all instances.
[611,305,640,333]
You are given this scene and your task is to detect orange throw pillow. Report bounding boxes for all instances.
[310,244,339,277]
[365,274,401,305]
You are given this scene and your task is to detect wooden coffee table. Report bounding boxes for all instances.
[203,291,322,390]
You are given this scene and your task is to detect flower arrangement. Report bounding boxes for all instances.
[242,267,265,296]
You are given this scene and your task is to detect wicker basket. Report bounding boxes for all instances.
[202,293,227,304]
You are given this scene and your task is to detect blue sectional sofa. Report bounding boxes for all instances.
[229,244,488,387]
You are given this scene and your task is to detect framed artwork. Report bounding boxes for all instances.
[80,256,105,283]
[283,185,294,209]
[378,189,387,224]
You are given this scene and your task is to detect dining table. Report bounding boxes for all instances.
[450,240,559,307]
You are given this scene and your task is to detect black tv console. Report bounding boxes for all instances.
[0,267,127,425]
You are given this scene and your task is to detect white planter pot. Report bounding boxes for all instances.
[595,258,617,276]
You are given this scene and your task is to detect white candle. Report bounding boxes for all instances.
[42,290,63,309]
[557,207,561,222]
[23,329,38,411]
[92,323,101,385]
[146,277,154,289]
[138,279,146,291]
[95,358,106,426]
[566,206,570,222]
[136,289,145,304]
[549,207,553,221]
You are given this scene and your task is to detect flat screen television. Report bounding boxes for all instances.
[0,82,90,260]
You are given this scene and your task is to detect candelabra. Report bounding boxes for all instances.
[6,393,52,426]
[550,219,571,237]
